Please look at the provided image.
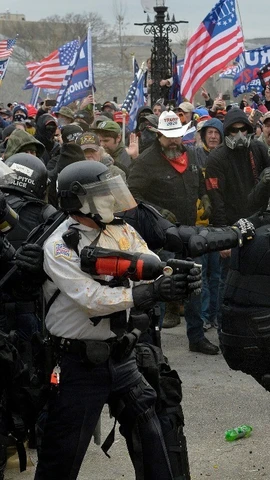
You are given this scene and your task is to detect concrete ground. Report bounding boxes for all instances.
[5,320,270,480]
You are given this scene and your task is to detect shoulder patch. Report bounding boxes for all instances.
[54,242,72,260]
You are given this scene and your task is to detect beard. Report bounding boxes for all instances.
[161,144,182,160]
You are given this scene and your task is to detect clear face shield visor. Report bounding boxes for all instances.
[75,175,137,223]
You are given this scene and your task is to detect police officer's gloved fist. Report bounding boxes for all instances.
[232,218,255,246]
[187,267,202,295]
[200,194,212,221]
[16,243,44,275]
[261,167,270,184]
[160,208,177,224]
[132,274,187,311]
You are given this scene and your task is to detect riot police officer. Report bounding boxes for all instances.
[220,210,270,392]
[0,153,56,368]
[35,161,200,480]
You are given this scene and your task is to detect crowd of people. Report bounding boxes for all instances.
[0,85,270,479]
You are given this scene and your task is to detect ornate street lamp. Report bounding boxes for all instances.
[135,1,188,106]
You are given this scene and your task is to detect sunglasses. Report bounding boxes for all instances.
[228,126,247,134]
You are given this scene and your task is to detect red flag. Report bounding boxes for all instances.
[181,0,244,101]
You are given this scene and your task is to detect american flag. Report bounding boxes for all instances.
[122,68,145,131]
[257,62,270,88]
[26,40,80,89]
[181,0,244,101]
[0,38,16,59]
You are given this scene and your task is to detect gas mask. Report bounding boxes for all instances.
[225,131,251,150]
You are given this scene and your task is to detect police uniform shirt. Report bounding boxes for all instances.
[43,217,158,340]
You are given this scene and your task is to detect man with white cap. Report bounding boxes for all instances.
[128,111,218,354]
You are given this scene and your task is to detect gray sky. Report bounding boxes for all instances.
[1,0,269,40]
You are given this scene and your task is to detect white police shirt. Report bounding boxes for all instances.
[43,217,157,340]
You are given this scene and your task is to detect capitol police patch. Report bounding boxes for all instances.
[54,242,72,260]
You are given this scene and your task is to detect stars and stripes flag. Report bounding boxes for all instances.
[257,62,270,88]
[26,40,80,89]
[0,38,16,59]
[54,27,95,109]
[181,0,244,101]
[122,67,145,131]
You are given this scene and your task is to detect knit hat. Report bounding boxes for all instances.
[61,124,83,143]
[55,106,75,121]
[95,120,121,135]
[12,104,28,121]
[76,132,100,151]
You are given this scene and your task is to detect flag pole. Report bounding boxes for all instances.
[236,0,245,43]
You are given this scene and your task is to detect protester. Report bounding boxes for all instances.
[128,111,218,354]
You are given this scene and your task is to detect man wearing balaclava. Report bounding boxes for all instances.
[205,108,270,331]
[35,113,59,166]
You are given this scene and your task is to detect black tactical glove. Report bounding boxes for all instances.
[160,208,177,224]
[232,218,255,246]
[261,167,270,184]
[132,273,188,311]
[187,267,202,295]
[199,194,212,221]
[15,243,44,275]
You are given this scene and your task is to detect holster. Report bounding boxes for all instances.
[81,340,111,365]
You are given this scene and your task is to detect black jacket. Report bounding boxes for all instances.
[205,140,270,226]
[128,139,206,225]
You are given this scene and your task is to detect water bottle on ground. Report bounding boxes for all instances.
[225,425,253,442]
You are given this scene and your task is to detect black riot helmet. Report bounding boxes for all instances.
[2,153,48,199]
[58,160,136,223]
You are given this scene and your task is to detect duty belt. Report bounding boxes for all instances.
[51,329,141,365]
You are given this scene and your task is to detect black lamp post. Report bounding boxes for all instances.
[135,1,188,106]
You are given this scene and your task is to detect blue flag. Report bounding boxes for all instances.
[122,68,145,131]
[0,58,9,83]
[55,27,95,109]
[219,45,270,96]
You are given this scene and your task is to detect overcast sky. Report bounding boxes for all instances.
[2,0,269,40]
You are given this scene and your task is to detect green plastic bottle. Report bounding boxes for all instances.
[225,425,253,442]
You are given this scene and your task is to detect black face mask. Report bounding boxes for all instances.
[45,125,57,140]
[139,129,156,150]
[14,114,27,122]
